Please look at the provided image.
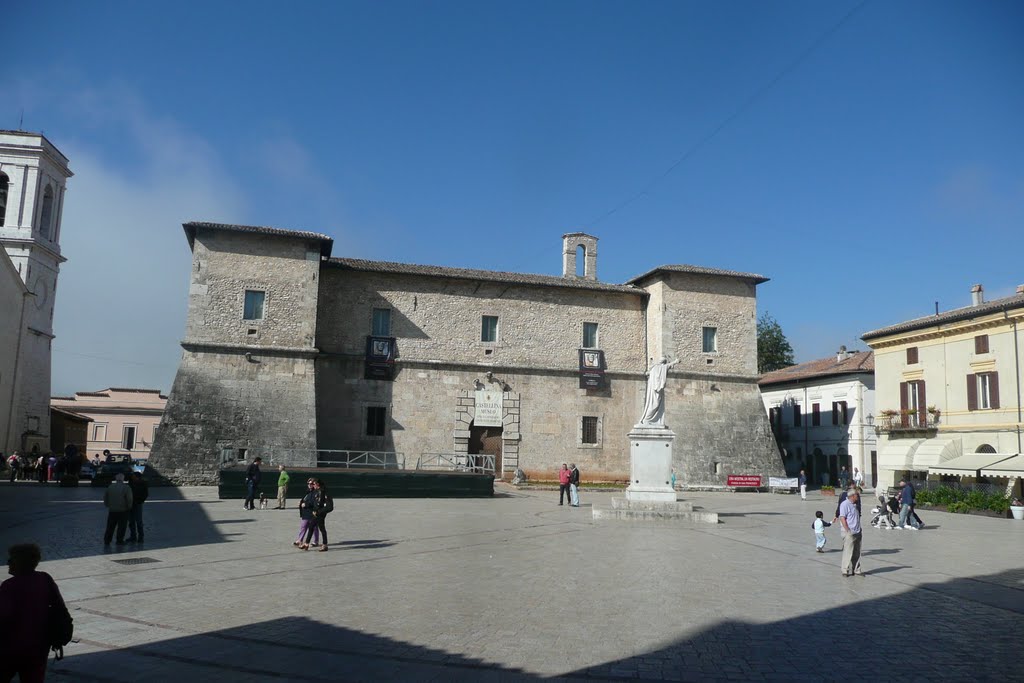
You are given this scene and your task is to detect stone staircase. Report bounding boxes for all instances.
[591,497,719,524]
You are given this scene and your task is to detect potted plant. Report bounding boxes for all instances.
[821,485,835,496]
[1011,497,1024,521]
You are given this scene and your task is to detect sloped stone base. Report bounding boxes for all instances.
[593,497,719,523]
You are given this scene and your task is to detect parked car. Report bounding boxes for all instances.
[78,462,96,480]
[99,453,134,478]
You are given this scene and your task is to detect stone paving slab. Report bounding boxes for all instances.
[0,481,1021,681]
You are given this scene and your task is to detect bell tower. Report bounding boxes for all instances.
[0,131,72,452]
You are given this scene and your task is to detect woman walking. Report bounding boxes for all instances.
[301,479,333,552]
[295,479,320,548]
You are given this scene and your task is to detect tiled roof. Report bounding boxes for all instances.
[326,257,646,295]
[758,351,874,386]
[183,222,334,257]
[50,406,93,422]
[862,293,1024,340]
[626,264,769,286]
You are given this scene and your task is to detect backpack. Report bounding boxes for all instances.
[322,495,334,515]
[47,576,73,660]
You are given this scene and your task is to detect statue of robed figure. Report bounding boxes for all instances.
[639,357,680,426]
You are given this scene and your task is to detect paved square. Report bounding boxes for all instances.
[1,482,1021,682]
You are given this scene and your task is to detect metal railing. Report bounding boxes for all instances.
[316,450,405,470]
[875,411,940,432]
[416,452,496,475]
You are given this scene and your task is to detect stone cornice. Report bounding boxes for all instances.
[181,340,320,359]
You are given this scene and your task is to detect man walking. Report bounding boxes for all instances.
[244,457,263,510]
[103,473,134,546]
[897,479,919,530]
[276,465,290,509]
[127,472,149,543]
[569,463,580,507]
[837,488,864,577]
[798,469,807,500]
[838,466,849,490]
[853,467,864,488]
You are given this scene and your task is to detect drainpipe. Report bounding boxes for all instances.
[1013,315,1022,453]
[803,386,809,479]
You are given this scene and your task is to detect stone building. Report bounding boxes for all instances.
[0,131,72,455]
[149,222,783,486]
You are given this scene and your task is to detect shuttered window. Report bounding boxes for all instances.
[968,372,1000,410]
[812,403,820,426]
[832,401,848,425]
[793,404,801,427]
[974,335,989,354]
[366,406,387,437]
[899,380,926,426]
[906,347,918,364]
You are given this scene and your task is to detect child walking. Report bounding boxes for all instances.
[812,510,831,553]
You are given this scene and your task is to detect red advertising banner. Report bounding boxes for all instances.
[727,475,763,487]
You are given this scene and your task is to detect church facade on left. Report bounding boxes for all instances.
[0,131,72,455]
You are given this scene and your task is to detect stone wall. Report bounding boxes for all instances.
[149,349,318,485]
[317,267,647,373]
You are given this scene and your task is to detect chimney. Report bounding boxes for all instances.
[971,284,984,306]
[836,345,848,363]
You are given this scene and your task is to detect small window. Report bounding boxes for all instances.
[366,406,387,437]
[702,326,717,353]
[906,347,918,364]
[974,335,989,354]
[582,322,599,349]
[832,401,848,425]
[793,404,802,427]
[243,290,265,320]
[581,416,599,444]
[236,447,247,462]
[481,315,498,343]
[39,185,54,239]
[220,447,234,463]
[811,403,820,426]
[372,308,392,336]
[122,425,137,450]
[93,423,108,442]
[0,172,8,227]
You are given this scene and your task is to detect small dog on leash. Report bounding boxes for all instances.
[258,493,268,510]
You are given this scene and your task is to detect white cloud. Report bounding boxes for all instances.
[49,91,247,394]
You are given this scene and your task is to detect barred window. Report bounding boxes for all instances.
[582,416,599,444]
[366,406,387,437]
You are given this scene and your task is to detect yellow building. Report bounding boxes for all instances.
[862,284,1024,496]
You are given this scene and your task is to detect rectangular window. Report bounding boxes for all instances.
[974,335,989,354]
[702,326,717,353]
[793,404,802,427]
[906,347,918,364]
[970,372,1000,411]
[978,373,991,409]
[481,315,498,343]
[236,448,247,462]
[582,322,599,349]
[812,403,820,426]
[93,423,107,442]
[372,308,391,336]
[832,401,848,426]
[581,416,599,444]
[366,406,387,437]
[220,447,234,463]
[122,425,137,450]
[243,290,265,320]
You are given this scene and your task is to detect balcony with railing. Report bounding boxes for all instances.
[875,410,940,434]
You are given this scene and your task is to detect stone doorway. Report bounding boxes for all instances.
[469,424,503,475]
[453,388,520,479]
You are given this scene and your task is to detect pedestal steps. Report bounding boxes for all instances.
[592,497,719,524]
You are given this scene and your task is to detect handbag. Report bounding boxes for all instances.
[47,576,73,660]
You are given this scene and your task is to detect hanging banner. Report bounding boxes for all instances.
[578,349,607,389]
[364,336,396,380]
[474,389,504,427]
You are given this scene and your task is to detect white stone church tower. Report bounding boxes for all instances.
[0,131,72,454]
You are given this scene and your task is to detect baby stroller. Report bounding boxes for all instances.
[870,491,900,529]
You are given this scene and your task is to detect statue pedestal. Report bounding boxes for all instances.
[625,424,677,503]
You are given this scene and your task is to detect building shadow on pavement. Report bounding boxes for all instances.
[566,568,1023,682]
[0,483,228,562]
[52,616,543,682]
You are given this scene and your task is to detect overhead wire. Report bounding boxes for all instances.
[585,0,871,228]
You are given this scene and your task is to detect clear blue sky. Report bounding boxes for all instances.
[4,1,1022,394]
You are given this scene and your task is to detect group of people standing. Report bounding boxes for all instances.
[557,463,581,507]
[102,472,149,545]
[5,445,87,484]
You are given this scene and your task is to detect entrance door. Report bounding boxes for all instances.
[468,424,503,477]
[870,450,877,488]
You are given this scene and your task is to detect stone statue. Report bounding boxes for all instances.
[639,357,680,426]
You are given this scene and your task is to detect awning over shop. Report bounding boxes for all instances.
[913,438,962,470]
[979,453,1024,478]
[878,439,924,471]
[928,452,1016,477]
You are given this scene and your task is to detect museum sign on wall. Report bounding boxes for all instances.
[474,389,503,427]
